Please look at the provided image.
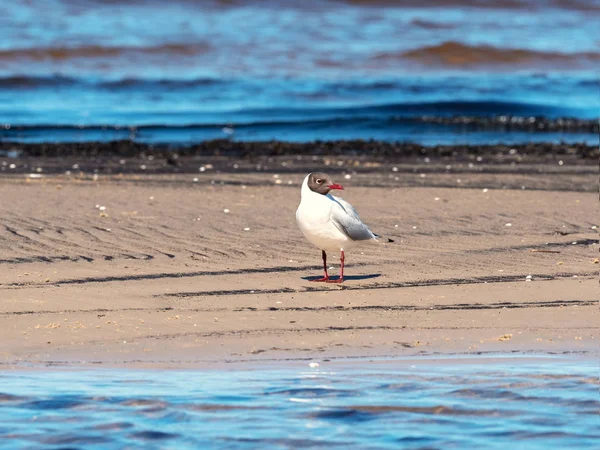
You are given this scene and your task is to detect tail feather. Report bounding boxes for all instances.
[373,233,395,243]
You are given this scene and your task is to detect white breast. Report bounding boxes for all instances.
[296,176,352,252]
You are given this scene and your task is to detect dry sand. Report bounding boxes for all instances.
[0,157,597,368]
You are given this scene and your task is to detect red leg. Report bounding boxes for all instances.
[311,250,330,282]
[327,250,345,283]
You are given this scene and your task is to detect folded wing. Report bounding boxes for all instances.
[329,196,377,241]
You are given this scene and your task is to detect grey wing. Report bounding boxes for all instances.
[333,196,362,221]
[330,197,376,241]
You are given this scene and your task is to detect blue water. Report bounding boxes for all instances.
[1,357,598,449]
[1,0,599,144]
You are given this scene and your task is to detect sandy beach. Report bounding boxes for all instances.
[0,145,597,368]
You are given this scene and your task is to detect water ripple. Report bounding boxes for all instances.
[0,358,597,449]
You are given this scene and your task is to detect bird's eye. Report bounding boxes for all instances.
[316,179,323,184]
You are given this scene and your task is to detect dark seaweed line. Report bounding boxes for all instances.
[2,140,597,160]
[159,272,596,298]
[3,299,593,318]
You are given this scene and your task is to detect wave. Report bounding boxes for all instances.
[220,100,596,120]
[409,19,456,30]
[0,76,446,91]
[101,77,223,89]
[3,41,599,71]
[0,75,78,88]
[0,75,224,89]
[0,43,210,61]
[0,74,596,95]
[380,41,600,68]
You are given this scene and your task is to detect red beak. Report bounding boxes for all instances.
[328,183,344,190]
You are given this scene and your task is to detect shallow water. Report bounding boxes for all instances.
[1,0,598,144]
[1,357,598,449]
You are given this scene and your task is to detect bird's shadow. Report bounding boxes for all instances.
[303,274,381,282]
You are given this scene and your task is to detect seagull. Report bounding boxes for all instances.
[296,172,391,283]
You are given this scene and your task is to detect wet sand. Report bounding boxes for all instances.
[0,147,597,368]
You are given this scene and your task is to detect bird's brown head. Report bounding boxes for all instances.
[307,172,344,195]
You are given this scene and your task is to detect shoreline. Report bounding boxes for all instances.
[1,352,597,372]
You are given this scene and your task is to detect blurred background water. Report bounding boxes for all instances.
[0,0,598,144]
[1,357,598,449]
